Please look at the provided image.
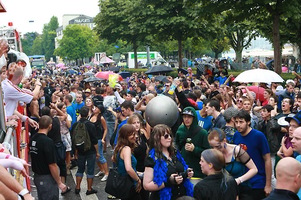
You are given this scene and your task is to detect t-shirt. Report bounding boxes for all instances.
[2,79,33,117]
[72,102,85,117]
[29,133,56,175]
[67,105,77,127]
[233,129,270,189]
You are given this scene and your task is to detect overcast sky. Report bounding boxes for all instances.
[0,0,100,34]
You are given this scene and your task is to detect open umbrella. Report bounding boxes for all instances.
[95,71,123,81]
[233,69,284,83]
[84,76,103,82]
[177,68,188,75]
[83,71,95,76]
[155,75,169,83]
[67,69,77,75]
[247,86,265,102]
[119,71,131,79]
[145,65,173,75]
[109,67,120,73]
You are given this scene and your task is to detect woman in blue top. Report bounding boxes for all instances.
[112,124,142,200]
[208,128,258,200]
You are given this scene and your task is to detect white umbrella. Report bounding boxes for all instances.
[233,69,284,83]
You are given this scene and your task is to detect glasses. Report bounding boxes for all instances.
[237,99,243,103]
[165,85,170,87]
[163,133,172,139]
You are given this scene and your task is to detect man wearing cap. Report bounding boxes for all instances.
[176,107,210,178]
[84,88,92,99]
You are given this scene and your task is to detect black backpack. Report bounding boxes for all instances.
[72,122,91,152]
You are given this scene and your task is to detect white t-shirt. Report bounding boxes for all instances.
[2,79,33,117]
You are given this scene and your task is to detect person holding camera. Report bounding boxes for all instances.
[143,124,194,200]
[176,107,210,179]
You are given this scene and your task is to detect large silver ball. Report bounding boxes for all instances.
[145,95,179,127]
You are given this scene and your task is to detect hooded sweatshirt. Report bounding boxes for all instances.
[176,106,210,178]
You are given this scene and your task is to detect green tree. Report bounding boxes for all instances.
[95,0,149,68]
[41,16,59,61]
[31,36,43,55]
[54,24,96,65]
[204,0,301,73]
[21,32,38,55]
[144,0,202,68]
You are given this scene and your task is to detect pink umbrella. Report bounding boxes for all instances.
[246,86,265,102]
[95,71,123,81]
[56,63,65,68]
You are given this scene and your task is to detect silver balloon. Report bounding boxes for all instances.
[145,95,179,127]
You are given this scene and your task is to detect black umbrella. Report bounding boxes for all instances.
[177,68,188,75]
[109,67,120,73]
[84,76,103,82]
[155,75,169,83]
[145,65,173,75]
[83,71,95,76]
[119,71,131,79]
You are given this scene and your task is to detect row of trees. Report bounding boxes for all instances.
[21,0,301,73]
[94,0,301,72]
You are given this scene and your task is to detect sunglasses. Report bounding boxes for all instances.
[165,85,170,87]
[163,133,172,139]
[237,100,243,103]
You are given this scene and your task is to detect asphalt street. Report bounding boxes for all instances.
[30,146,117,200]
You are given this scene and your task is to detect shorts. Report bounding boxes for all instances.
[61,132,72,152]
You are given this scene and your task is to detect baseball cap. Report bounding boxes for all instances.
[84,88,91,93]
[182,108,194,117]
[285,112,301,125]
[115,83,122,90]
[286,79,295,85]
[113,107,121,113]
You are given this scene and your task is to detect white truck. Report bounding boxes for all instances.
[127,51,165,68]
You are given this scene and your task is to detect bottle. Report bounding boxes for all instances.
[168,78,178,95]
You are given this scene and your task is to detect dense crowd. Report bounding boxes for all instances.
[2,39,301,200]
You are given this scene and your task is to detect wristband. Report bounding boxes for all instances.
[19,188,29,196]
[21,116,28,122]
[238,177,243,184]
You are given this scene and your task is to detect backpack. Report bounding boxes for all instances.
[72,121,91,152]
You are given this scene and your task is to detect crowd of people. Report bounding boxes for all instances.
[2,38,301,200]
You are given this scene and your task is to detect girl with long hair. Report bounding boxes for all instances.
[90,104,109,182]
[112,124,142,200]
[143,124,194,200]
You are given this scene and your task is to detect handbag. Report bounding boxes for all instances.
[105,168,134,199]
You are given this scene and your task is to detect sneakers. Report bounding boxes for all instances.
[75,188,80,194]
[101,174,108,182]
[86,188,97,195]
[95,171,104,177]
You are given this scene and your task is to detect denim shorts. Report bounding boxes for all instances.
[97,139,107,164]
[76,153,96,179]
[61,132,72,152]
[34,174,59,200]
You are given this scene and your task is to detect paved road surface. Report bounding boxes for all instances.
[30,146,118,200]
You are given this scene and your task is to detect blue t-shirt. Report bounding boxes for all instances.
[114,119,128,146]
[72,102,85,117]
[196,111,213,131]
[233,129,270,189]
[66,105,77,127]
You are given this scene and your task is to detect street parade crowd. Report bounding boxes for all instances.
[2,38,301,200]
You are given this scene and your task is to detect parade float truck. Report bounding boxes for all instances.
[127,51,165,68]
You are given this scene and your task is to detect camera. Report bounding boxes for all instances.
[179,170,188,179]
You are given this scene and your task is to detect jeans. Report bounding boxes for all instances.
[76,153,96,179]
[106,121,115,144]
[97,139,107,164]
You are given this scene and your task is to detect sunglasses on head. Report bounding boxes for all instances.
[163,133,172,139]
